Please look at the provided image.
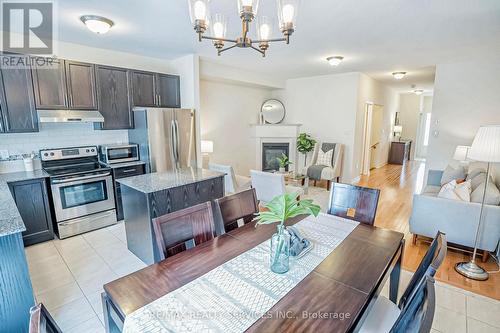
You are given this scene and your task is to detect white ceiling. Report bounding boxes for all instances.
[58,0,500,90]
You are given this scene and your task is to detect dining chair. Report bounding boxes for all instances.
[215,188,259,233]
[359,275,436,333]
[208,163,251,194]
[327,182,380,225]
[250,170,303,204]
[29,303,62,333]
[152,202,215,260]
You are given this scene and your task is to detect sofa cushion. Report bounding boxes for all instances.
[438,180,471,202]
[422,185,441,197]
[470,179,500,205]
[467,167,486,181]
[441,165,466,186]
[469,172,487,191]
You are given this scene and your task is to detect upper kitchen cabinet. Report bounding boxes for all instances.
[65,61,98,110]
[0,55,38,133]
[131,70,156,107]
[156,74,181,108]
[131,70,181,108]
[32,58,97,110]
[94,65,133,130]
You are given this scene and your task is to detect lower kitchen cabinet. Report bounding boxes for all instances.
[112,163,146,221]
[8,178,54,246]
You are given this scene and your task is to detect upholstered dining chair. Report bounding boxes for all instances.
[208,163,251,194]
[359,275,436,333]
[327,183,381,225]
[302,142,344,189]
[358,232,446,333]
[215,188,259,233]
[29,303,62,333]
[250,170,304,204]
[152,202,215,260]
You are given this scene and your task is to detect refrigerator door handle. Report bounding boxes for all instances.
[171,120,178,165]
[175,119,181,168]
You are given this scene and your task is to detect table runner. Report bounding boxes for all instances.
[123,213,359,333]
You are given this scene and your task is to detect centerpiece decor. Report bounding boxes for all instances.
[254,193,320,274]
[276,153,292,173]
[296,133,316,168]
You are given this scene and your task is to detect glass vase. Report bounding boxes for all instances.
[270,225,290,274]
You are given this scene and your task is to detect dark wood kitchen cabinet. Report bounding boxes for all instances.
[32,58,97,110]
[8,178,54,246]
[111,163,146,221]
[0,55,38,133]
[94,65,133,130]
[131,70,181,108]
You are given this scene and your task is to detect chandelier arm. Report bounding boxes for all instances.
[218,44,239,54]
[252,38,287,44]
[202,36,238,43]
[250,45,265,55]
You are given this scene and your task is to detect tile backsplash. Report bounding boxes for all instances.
[0,122,128,173]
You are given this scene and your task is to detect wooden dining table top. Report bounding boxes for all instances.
[104,215,404,333]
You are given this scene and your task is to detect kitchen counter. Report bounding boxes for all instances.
[0,170,50,237]
[117,167,225,194]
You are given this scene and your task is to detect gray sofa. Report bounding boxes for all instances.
[409,169,500,261]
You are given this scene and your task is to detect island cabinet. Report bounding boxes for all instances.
[0,55,38,133]
[118,169,225,264]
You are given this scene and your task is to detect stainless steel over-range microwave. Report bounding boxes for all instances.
[99,144,139,164]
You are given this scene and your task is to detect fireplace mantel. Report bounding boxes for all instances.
[251,124,302,173]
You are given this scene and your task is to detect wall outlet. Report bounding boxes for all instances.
[0,150,9,160]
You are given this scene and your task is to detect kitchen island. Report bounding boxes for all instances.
[117,168,225,264]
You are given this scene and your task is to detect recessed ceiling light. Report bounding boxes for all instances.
[392,72,407,80]
[414,89,424,95]
[80,15,114,34]
[326,56,344,66]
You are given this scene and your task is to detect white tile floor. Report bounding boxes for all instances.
[26,220,500,332]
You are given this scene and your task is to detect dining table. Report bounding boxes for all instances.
[102,213,404,333]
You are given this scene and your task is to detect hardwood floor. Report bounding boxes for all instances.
[356,161,500,300]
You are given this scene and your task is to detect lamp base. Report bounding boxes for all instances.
[455,261,489,281]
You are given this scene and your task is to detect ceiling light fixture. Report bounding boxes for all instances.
[188,0,300,57]
[80,15,114,34]
[327,56,343,66]
[414,89,424,95]
[392,72,407,80]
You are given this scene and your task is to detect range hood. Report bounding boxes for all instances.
[38,110,105,123]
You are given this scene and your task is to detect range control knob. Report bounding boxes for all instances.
[91,149,95,152]
[43,153,48,157]
[50,152,54,156]
[86,149,90,153]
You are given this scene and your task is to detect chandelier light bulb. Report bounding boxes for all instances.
[259,23,271,40]
[193,0,207,20]
[282,4,295,23]
[242,0,253,6]
[392,72,407,80]
[213,22,224,38]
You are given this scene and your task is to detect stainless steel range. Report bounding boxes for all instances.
[41,146,117,239]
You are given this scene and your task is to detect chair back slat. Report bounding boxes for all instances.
[398,231,447,309]
[152,202,215,260]
[216,188,259,232]
[391,276,436,333]
[29,303,62,333]
[327,183,380,225]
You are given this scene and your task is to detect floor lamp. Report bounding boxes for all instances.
[455,125,500,281]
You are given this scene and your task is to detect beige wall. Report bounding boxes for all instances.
[398,93,421,160]
[427,60,500,182]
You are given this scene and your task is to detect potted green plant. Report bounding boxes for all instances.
[297,133,317,168]
[254,193,320,274]
[276,153,292,173]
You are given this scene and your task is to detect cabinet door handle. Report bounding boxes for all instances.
[121,168,137,173]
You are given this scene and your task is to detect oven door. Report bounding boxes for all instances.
[104,145,139,164]
[51,172,115,222]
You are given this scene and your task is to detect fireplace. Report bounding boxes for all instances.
[262,143,289,171]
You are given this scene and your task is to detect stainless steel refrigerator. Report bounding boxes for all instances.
[129,108,197,173]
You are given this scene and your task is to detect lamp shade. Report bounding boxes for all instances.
[468,125,500,162]
[394,125,403,134]
[453,145,470,161]
[201,140,214,153]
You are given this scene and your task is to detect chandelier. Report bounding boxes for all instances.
[188,0,299,57]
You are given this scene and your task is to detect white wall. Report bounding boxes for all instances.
[200,79,272,176]
[398,93,421,160]
[427,60,500,181]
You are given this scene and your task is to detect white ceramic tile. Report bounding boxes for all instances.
[430,330,442,333]
[434,284,466,314]
[31,265,75,295]
[82,227,122,249]
[54,236,94,263]
[51,297,96,332]
[467,294,500,328]
[431,306,466,333]
[76,267,118,295]
[86,290,105,323]
[111,256,147,278]
[35,281,84,310]
[28,254,67,278]
[468,318,500,333]
[25,241,59,263]
[69,317,105,333]
[66,254,110,280]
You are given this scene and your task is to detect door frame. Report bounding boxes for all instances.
[361,102,384,176]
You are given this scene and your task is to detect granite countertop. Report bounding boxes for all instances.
[117,168,225,194]
[0,170,50,237]
[100,161,146,169]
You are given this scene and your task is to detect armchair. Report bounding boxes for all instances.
[208,163,251,194]
[302,142,344,188]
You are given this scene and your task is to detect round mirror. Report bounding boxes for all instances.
[261,99,285,124]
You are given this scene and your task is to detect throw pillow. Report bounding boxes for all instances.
[470,172,487,191]
[467,167,486,181]
[438,180,471,202]
[470,178,500,205]
[316,149,333,167]
[440,165,466,186]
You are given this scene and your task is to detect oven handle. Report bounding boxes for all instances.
[52,172,111,184]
